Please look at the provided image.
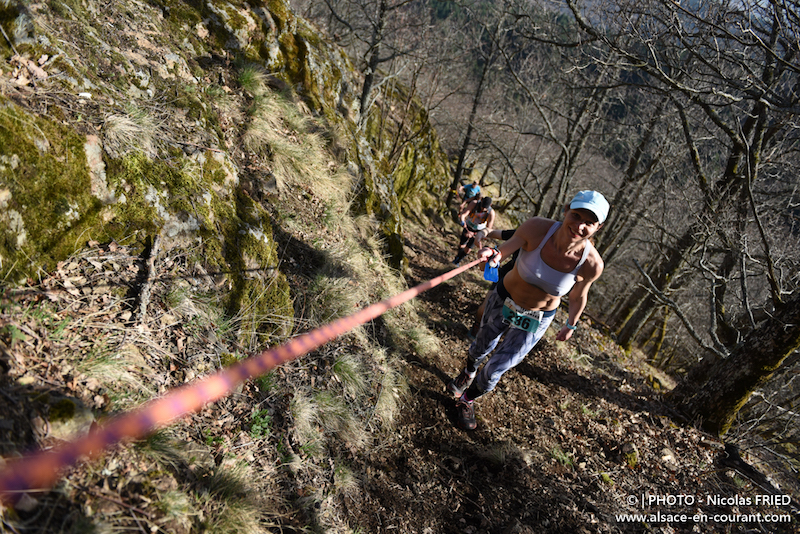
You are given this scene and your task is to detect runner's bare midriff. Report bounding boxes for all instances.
[503,268,561,312]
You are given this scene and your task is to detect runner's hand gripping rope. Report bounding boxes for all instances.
[478,246,501,267]
[479,246,501,282]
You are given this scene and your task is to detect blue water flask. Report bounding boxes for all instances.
[484,262,499,282]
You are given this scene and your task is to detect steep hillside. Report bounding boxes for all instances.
[0,0,448,281]
[0,0,798,533]
[2,215,798,533]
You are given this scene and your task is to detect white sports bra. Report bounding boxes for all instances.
[515,222,591,297]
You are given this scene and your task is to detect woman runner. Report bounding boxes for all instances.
[453,196,495,266]
[447,190,609,430]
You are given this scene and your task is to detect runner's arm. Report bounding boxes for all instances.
[478,218,540,262]
[556,256,604,341]
[486,209,496,231]
[458,199,475,224]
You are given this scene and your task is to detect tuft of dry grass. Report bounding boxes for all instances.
[290,389,323,453]
[78,342,158,410]
[242,87,329,192]
[290,386,370,453]
[315,391,369,449]
[333,462,359,496]
[136,430,186,471]
[155,489,197,532]
[103,106,160,159]
[238,63,271,98]
[372,357,409,430]
[199,496,273,534]
[333,353,369,399]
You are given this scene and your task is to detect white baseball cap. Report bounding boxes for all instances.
[569,190,610,224]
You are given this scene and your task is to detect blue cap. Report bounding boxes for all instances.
[569,190,609,223]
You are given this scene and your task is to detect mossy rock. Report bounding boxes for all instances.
[104,148,294,343]
[351,95,449,268]
[1,0,448,320]
[0,98,108,282]
[217,190,294,344]
[47,396,96,442]
[1,89,292,340]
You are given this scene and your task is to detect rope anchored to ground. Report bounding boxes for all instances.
[0,258,483,505]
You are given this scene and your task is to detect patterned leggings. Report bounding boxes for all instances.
[467,287,555,393]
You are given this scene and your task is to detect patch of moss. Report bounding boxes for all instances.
[199,0,266,59]
[0,98,107,281]
[10,139,236,283]
[106,150,230,239]
[103,155,168,235]
[265,0,292,33]
[49,398,77,422]
[219,352,240,367]
[137,152,293,347]
[625,450,639,469]
[45,0,72,19]
[0,3,23,42]
[169,80,224,140]
[156,0,204,32]
[174,86,206,122]
[217,189,293,345]
[277,32,303,83]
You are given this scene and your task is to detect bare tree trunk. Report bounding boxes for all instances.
[649,309,669,362]
[616,292,659,350]
[595,97,668,260]
[537,84,609,218]
[615,225,701,349]
[615,84,775,348]
[446,33,494,210]
[566,0,791,355]
[669,293,800,436]
[358,0,387,127]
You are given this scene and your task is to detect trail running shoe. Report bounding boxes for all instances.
[456,398,477,431]
[447,370,475,396]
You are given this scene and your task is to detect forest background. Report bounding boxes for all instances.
[0,0,799,531]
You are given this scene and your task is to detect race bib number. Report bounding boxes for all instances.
[502,298,543,333]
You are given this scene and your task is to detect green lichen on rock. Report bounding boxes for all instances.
[391,110,449,214]
[103,154,175,236]
[103,151,293,345]
[371,82,450,211]
[216,189,293,346]
[254,0,358,124]
[0,97,105,282]
[348,87,449,268]
[1,0,447,316]
[49,397,77,422]
[165,0,446,267]
[0,76,291,339]
[350,154,405,269]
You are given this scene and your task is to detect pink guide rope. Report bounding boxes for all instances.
[0,258,483,504]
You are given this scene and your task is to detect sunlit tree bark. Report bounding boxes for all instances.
[669,293,800,435]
